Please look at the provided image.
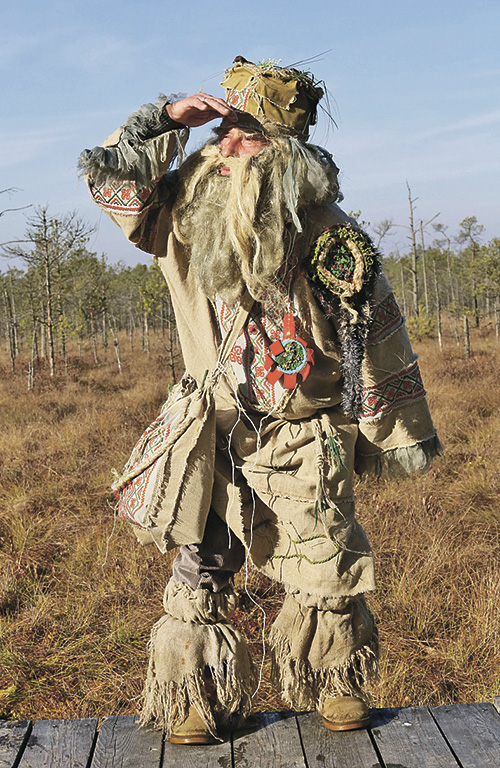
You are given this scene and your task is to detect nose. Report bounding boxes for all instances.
[220,135,241,158]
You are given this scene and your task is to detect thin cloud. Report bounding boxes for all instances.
[470,68,500,79]
[62,32,145,71]
[0,120,82,169]
[414,110,500,140]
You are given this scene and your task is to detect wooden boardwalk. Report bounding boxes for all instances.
[2,700,500,767]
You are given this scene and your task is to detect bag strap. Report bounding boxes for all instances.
[206,291,254,388]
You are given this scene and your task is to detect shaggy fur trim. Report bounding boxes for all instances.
[78,94,189,186]
[355,433,443,479]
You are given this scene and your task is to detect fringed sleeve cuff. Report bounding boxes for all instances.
[355,432,443,479]
[78,94,189,187]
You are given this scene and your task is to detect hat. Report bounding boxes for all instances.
[220,57,324,139]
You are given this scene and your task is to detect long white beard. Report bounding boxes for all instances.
[172,136,340,304]
[172,143,291,304]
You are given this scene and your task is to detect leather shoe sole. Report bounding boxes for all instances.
[168,732,218,745]
[321,713,370,731]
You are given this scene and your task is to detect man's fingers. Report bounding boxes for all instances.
[195,93,237,119]
[166,93,237,126]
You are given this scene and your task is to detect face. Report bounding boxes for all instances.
[218,126,270,176]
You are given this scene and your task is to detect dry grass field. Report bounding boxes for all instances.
[1,322,499,721]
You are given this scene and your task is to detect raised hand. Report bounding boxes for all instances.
[165,93,237,127]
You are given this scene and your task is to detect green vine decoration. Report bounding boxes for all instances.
[327,434,346,473]
[309,225,378,297]
[269,544,341,566]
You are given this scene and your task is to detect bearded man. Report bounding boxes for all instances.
[79,57,440,745]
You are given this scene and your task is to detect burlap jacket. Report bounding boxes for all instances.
[81,102,440,598]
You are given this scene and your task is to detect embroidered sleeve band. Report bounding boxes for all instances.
[360,360,426,420]
[90,179,154,214]
[367,293,403,344]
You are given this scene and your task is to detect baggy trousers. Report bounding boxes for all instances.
[140,509,379,737]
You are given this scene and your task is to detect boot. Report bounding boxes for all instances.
[318,695,370,731]
[168,706,218,745]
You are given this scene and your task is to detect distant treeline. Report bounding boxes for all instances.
[1,206,499,377]
[379,214,500,349]
[1,207,179,378]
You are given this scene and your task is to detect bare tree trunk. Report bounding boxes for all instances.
[2,286,16,372]
[40,316,46,359]
[28,332,36,390]
[432,258,442,350]
[54,243,67,368]
[419,225,430,315]
[472,277,480,329]
[400,264,407,317]
[4,323,13,371]
[110,318,122,374]
[101,283,108,359]
[463,315,470,358]
[39,211,56,376]
[445,256,459,344]
[407,183,419,316]
[495,297,499,343]
[446,250,456,304]
[142,308,150,355]
[90,309,98,364]
[8,275,19,356]
[128,309,134,350]
[29,291,40,364]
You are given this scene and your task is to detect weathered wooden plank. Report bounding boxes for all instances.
[0,720,32,768]
[16,718,97,768]
[231,712,305,768]
[297,710,380,768]
[90,716,163,768]
[493,697,500,716]
[161,727,231,768]
[431,702,500,768]
[370,706,460,768]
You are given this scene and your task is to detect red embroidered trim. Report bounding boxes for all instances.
[116,463,158,525]
[368,293,403,343]
[360,360,425,419]
[225,88,251,111]
[219,300,281,408]
[91,179,152,213]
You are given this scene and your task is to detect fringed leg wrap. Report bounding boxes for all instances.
[268,588,379,710]
[140,580,256,738]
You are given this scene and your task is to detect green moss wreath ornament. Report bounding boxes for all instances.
[309,225,378,320]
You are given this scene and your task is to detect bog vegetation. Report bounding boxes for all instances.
[1,202,499,719]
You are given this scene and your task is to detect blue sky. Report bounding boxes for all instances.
[1,0,498,266]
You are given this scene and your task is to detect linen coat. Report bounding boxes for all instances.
[81,99,440,603]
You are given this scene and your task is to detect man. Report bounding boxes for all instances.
[80,57,440,744]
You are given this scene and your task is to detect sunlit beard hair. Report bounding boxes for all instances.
[171,142,291,305]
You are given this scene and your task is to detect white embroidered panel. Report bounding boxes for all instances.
[216,297,286,409]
